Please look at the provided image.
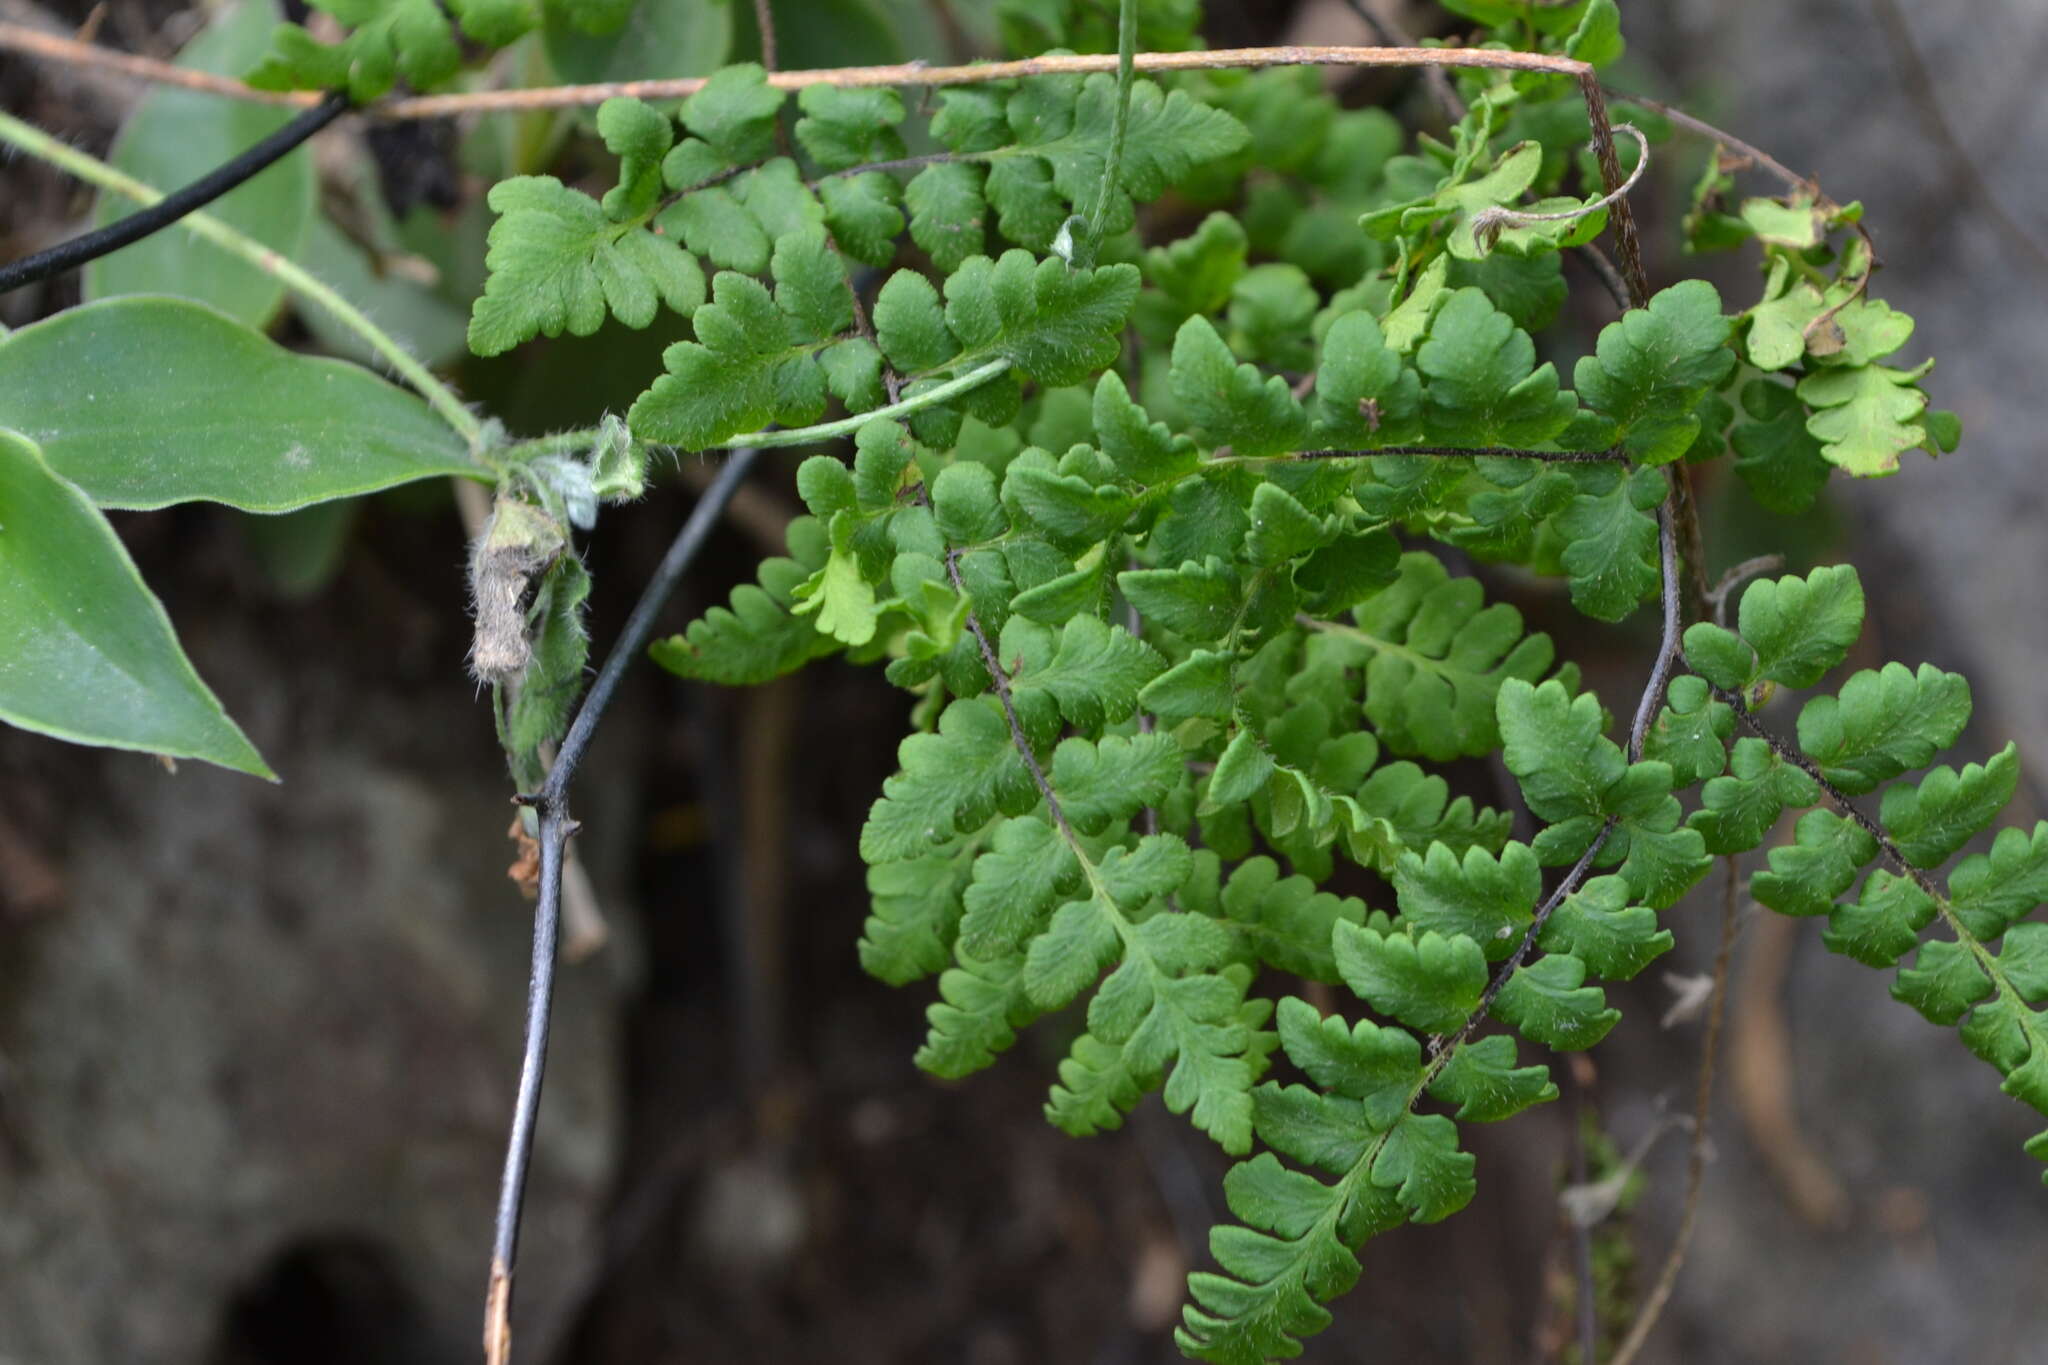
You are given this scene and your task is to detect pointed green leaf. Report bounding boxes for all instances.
[0,298,477,512]
[0,429,271,778]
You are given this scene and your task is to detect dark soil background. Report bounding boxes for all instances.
[4,3,2046,1363]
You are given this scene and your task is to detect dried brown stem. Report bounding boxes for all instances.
[0,25,1597,119]
[1607,855,1743,1365]
[1603,84,1809,193]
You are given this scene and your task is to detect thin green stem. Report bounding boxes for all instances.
[514,358,1014,459]
[1080,0,1139,265]
[0,108,484,449]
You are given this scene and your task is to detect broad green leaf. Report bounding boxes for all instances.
[0,429,272,778]
[297,218,468,368]
[0,298,478,512]
[1566,0,1625,66]
[544,0,731,86]
[88,0,311,327]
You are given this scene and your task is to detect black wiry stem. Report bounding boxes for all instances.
[0,90,348,296]
[943,549,1077,843]
[484,450,759,1365]
[1279,445,1625,464]
[1629,500,1685,761]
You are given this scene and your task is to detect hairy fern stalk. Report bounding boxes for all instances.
[423,3,2036,1359]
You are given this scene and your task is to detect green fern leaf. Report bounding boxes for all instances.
[1948,823,2048,940]
[1689,735,1820,854]
[468,176,706,356]
[904,162,989,271]
[1327,553,1558,762]
[1392,841,1539,962]
[1210,857,1372,982]
[1313,312,1425,448]
[1796,662,1973,794]
[958,815,1082,957]
[1880,743,2020,868]
[795,85,907,172]
[945,251,1140,385]
[915,944,1040,1077]
[1751,808,1879,917]
[1371,1112,1477,1222]
[1002,615,1165,734]
[679,63,786,166]
[819,173,906,266]
[1892,937,1993,1026]
[249,0,469,101]
[1119,557,1242,643]
[1171,316,1310,457]
[1683,564,1865,692]
[631,231,865,449]
[1416,286,1579,447]
[1642,674,1733,786]
[1823,869,1938,967]
[1428,1034,1558,1122]
[650,515,837,684]
[861,697,1039,863]
[1555,464,1665,622]
[1797,360,1933,476]
[1538,875,1673,980]
[1049,732,1185,833]
[1332,920,1486,1035]
[1492,953,1620,1050]
[1572,279,1736,463]
[861,837,983,986]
